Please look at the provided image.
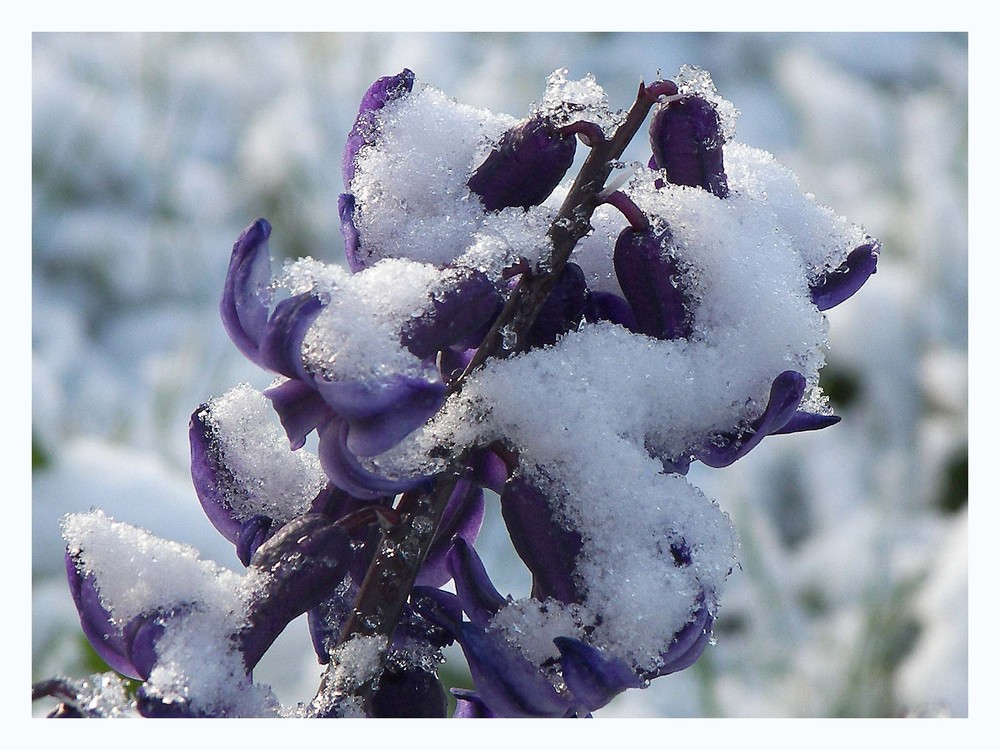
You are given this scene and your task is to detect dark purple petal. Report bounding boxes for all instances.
[307,606,336,665]
[810,241,880,311]
[342,379,448,457]
[370,664,447,718]
[500,476,583,603]
[338,193,366,272]
[235,514,273,568]
[65,552,141,680]
[643,603,714,679]
[457,622,574,718]
[613,226,691,341]
[400,269,502,358]
[527,262,587,348]
[317,417,429,500]
[554,637,642,711]
[122,614,167,682]
[313,372,444,421]
[220,218,273,363]
[451,688,497,718]
[258,292,325,381]
[342,69,415,188]
[468,115,576,211]
[309,482,366,518]
[189,404,242,544]
[650,95,729,198]
[584,290,638,331]
[417,478,486,588]
[264,378,335,451]
[771,411,841,435]
[447,537,507,628]
[411,587,464,640]
[466,446,512,495]
[241,514,353,669]
[698,370,807,468]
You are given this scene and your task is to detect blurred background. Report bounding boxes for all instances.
[31,32,968,718]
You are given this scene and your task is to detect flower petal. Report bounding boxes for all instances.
[65,552,142,680]
[369,664,447,718]
[527,262,587,348]
[698,370,806,468]
[342,69,415,188]
[411,586,464,641]
[188,405,243,544]
[417,479,486,588]
[400,268,502,358]
[257,292,325,381]
[451,688,497,718]
[466,446,512,495]
[771,411,841,435]
[317,417,428,500]
[122,614,167,682]
[584,290,638,331]
[241,514,353,669]
[447,537,507,628]
[342,380,448,457]
[457,622,574,718]
[338,193,366,272]
[313,372,444,421]
[220,218,273,363]
[500,476,582,603]
[554,637,642,712]
[264,378,335,451]
[643,602,715,679]
[810,240,880,311]
[235,514,273,568]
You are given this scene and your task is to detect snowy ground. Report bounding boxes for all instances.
[31,32,968,718]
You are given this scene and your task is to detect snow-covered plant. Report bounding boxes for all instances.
[35,65,878,718]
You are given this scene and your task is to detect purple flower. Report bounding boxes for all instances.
[41,67,883,721]
[442,528,716,717]
[64,513,355,688]
[65,551,162,681]
[499,477,582,603]
[220,217,501,499]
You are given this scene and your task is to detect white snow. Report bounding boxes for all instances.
[205,383,326,523]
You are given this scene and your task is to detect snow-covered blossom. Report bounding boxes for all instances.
[40,64,877,718]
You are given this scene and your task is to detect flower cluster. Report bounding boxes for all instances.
[43,65,877,718]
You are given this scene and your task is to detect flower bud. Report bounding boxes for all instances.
[468,115,576,211]
[241,514,353,668]
[613,226,691,341]
[650,95,729,198]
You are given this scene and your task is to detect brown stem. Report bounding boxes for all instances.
[313,468,463,715]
